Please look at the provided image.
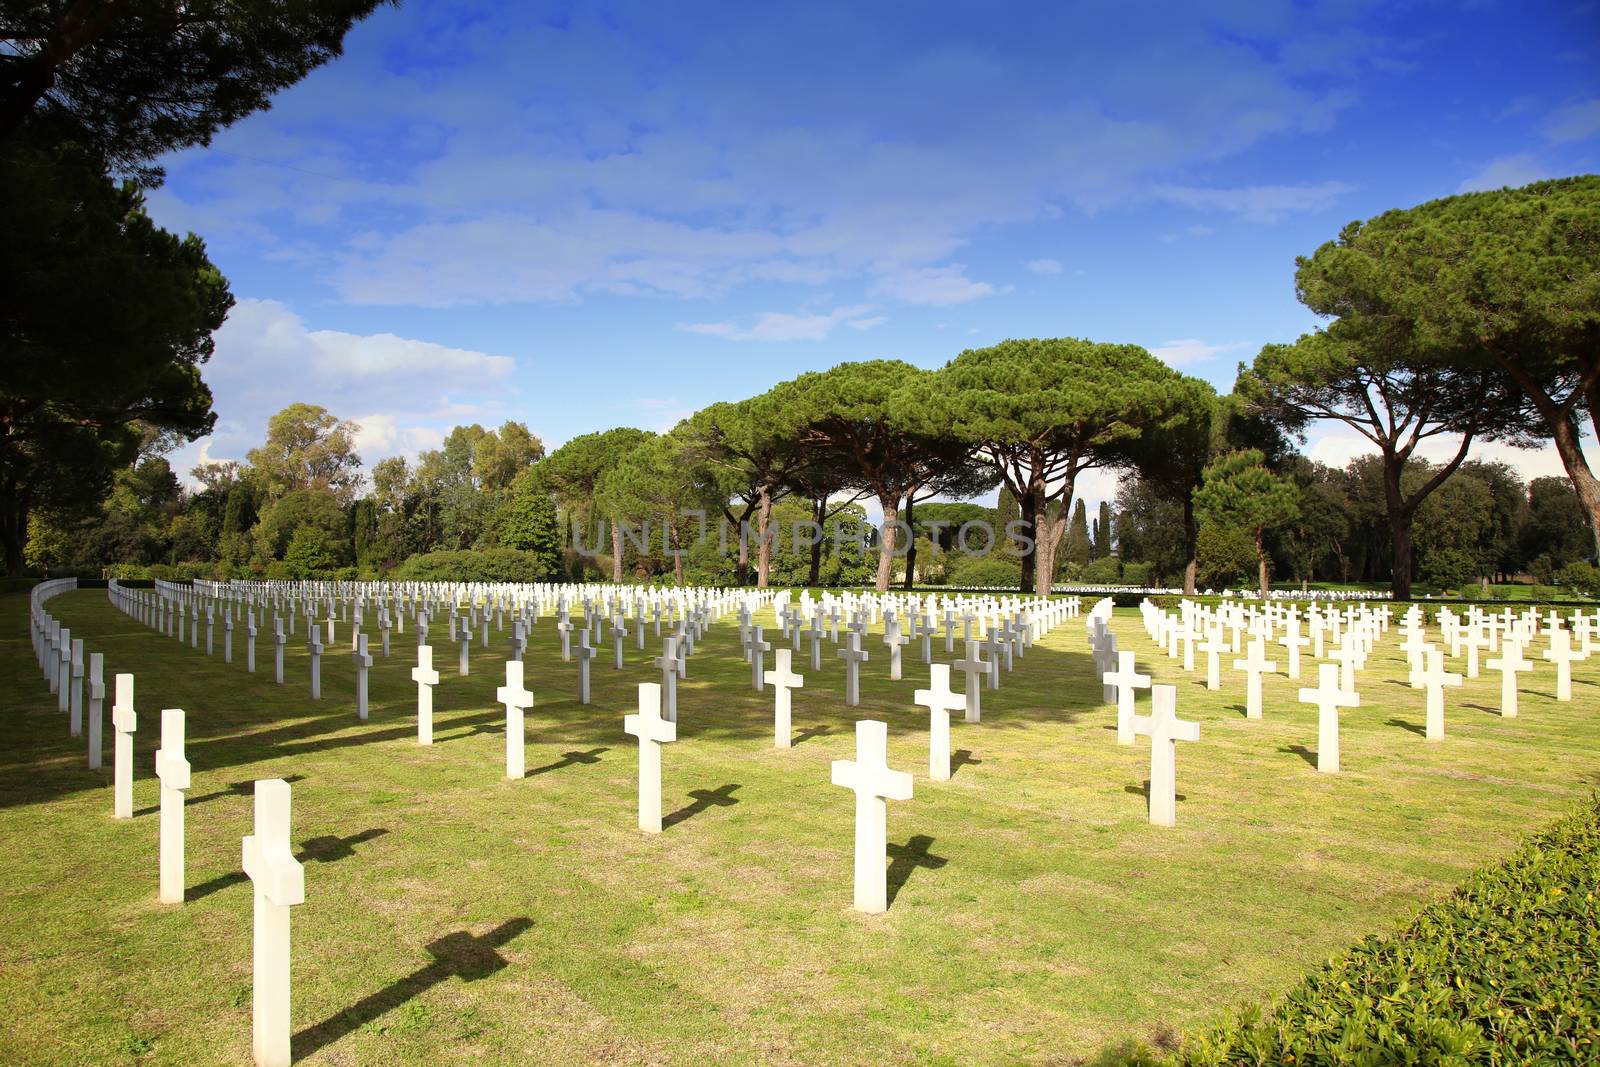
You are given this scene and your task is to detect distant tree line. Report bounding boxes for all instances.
[2,6,1596,598]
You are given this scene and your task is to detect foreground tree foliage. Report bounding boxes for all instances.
[1294,176,1600,557]
[0,133,229,574]
[0,0,391,180]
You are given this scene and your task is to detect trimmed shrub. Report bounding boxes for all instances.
[1134,795,1600,1065]
[393,548,552,583]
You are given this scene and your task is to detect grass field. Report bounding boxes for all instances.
[2,589,1596,1065]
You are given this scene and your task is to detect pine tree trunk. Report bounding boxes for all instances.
[875,498,898,593]
[808,495,825,587]
[902,494,917,590]
[756,485,773,589]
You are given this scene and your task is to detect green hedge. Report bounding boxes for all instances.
[1134,795,1600,1065]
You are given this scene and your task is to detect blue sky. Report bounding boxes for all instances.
[147,0,1600,509]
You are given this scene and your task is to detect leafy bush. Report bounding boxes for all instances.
[1121,561,1153,586]
[1080,557,1123,584]
[1557,562,1600,599]
[1422,547,1482,589]
[944,554,1021,588]
[393,548,553,583]
[1134,795,1600,1065]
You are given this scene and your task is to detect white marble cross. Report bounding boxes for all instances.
[830,719,914,913]
[496,660,534,779]
[273,618,286,685]
[1542,629,1583,701]
[953,640,986,723]
[1104,650,1152,744]
[837,632,869,707]
[1415,648,1462,741]
[1485,642,1532,717]
[307,629,323,700]
[1278,622,1309,680]
[55,626,70,712]
[1298,663,1359,773]
[412,645,439,745]
[576,630,597,705]
[915,664,965,781]
[457,626,471,676]
[748,625,771,690]
[1131,684,1199,827]
[353,633,373,721]
[624,682,676,833]
[242,778,305,1067]
[653,636,679,722]
[1200,628,1226,690]
[883,617,909,681]
[1232,637,1278,720]
[68,637,84,736]
[766,648,804,748]
[112,673,136,818]
[155,708,191,903]
[87,652,105,770]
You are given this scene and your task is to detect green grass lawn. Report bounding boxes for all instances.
[2,589,1596,1065]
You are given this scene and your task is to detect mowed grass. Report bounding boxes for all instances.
[2,589,1597,1066]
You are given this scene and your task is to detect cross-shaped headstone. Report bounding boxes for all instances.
[575,630,598,705]
[1131,684,1199,827]
[883,617,909,681]
[1415,647,1462,741]
[412,644,440,745]
[837,632,870,707]
[1232,637,1279,720]
[653,636,679,722]
[1200,627,1227,690]
[1104,650,1152,745]
[624,682,676,833]
[496,660,534,779]
[1542,629,1583,702]
[1485,641,1533,718]
[68,637,84,736]
[830,719,914,913]
[242,778,305,1067]
[307,628,324,700]
[1278,623,1309,680]
[748,625,772,690]
[112,673,136,819]
[457,625,471,676]
[155,708,191,903]
[353,634,373,721]
[953,639,987,723]
[1297,662,1359,773]
[86,652,105,770]
[766,648,805,749]
[915,663,966,781]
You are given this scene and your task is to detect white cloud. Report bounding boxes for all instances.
[872,266,1003,306]
[149,5,1382,313]
[677,304,879,342]
[847,315,888,330]
[167,298,517,485]
[1456,153,1552,193]
[1152,181,1355,222]
[1147,338,1247,367]
[1027,257,1064,274]
[1542,98,1600,143]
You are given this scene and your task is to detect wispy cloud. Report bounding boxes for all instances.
[872,266,1004,306]
[677,304,881,342]
[1152,182,1354,222]
[1027,257,1063,275]
[1147,338,1247,367]
[1542,98,1600,143]
[1456,153,1551,193]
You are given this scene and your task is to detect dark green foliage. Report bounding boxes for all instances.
[943,554,1021,588]
[495,469,562,577]
[1135,796,1600,1066]
[392,548,554,583]
[1,0,392,180]
[0,132,228,573]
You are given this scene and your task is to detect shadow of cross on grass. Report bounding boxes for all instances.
[527,747,608,777]
[185,827,388,902]
[885,834,947,906]
[293,918,533,1060]
[661,784,740,829]
[133,775,306,819]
